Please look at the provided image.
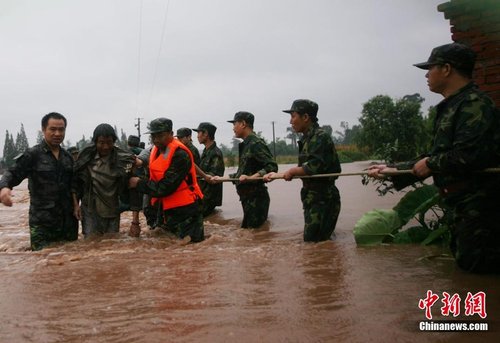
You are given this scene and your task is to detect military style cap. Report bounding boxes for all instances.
[193,122,217,136]
[145,117,173,134]
[175,127,192,138]
[282,99,319,117]
[127,135,140,147]
[413,43,476,70]
[227,111,254,126]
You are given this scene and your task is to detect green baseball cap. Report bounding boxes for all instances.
[175,127,192,138]
[193,122,217,136]
[283,99,318,117]
[413,43,476,70]
[145,117,173,134]
[228,111,254,126]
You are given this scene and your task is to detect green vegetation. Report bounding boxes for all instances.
[354,184,449,246]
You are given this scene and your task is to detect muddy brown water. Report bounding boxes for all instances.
[0,162,498,342]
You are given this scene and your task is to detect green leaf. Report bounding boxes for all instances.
[421,224,450,246]
[353,209,403,245]
[393,225,432,244]
[393,185,440,223]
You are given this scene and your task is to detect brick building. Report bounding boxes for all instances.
[438,0,500,106]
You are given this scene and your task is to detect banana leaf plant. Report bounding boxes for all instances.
[353,184,447,245]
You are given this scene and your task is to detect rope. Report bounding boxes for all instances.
[209,167,500,182]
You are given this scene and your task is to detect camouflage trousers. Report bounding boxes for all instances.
[29,208,78,251]
[444,189,500,274]
[164,201,205,242]
[237,186,270,228]
[301,187,341,242]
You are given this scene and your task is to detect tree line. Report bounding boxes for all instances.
[1,93,434,171]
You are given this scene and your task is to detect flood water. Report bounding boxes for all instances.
[1,162,498,342]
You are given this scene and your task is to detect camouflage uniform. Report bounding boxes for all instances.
[186,141,201,166]
[198,142,225,216]
[230,133,278,228]
[427,82,500,273]
[0,141,78,250]
[298,122,341,242]
[392,82,500,273]
[137,119,204,242]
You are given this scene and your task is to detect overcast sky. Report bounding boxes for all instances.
[1,0,452,153]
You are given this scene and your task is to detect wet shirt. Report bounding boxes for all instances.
[298,122,341,190]
[231,133,278,187]
[426,82,500,188]
[0,141,74,226]
[73,145,134,218]
[199,142,225,205]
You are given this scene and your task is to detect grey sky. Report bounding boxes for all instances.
[1,0,452,153]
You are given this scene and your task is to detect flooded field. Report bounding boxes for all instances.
[0,162,498,342]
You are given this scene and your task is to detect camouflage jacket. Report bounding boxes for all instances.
[0,141,74,225]
[230,133,278,188]
[186,141,201,166]
[298,122,341,191]
[198,142,224,205]
[393,82,500,190]
[426,82,500,188]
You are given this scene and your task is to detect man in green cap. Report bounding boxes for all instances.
[176,127,201,166]
[264,99,341,242]
[193,122,225,217]
[129,117,204,243]
[215,111,277,228]
[368,43,500,273]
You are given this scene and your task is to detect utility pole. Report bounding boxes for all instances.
[271,121,276,160]
[134,117,143,141]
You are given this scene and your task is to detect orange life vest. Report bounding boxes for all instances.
[149,139,203,210]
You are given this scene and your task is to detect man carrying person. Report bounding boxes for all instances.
[129,118,205,243]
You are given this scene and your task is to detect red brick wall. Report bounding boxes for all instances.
[438,0,500,107]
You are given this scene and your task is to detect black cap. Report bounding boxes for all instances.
[175,127,192,138]
[413,43,476,71]
[227,111,254,126]
[145,117,173,134]
[193,122,217,137]
[283,99,319,117]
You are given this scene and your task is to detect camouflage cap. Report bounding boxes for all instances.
[413,43,476,70]
[145,117,173,134]
[127,135,140,147]
[175,127,192,138]
[227,111,254,126]
[282,99,318,117]
[192,122,217,136]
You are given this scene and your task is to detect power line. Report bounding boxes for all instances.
[136,0,144,116]
[147,0,171,113]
